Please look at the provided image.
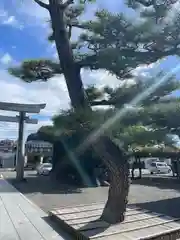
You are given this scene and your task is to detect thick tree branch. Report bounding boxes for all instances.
[34,0,50,9]
[78,46,180,70]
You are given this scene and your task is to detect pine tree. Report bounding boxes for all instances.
[9,0,180,224]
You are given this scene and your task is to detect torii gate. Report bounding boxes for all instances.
[0,102,46,181]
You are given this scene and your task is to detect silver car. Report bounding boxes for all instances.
[149,162,171,174]
[36,163,52,176]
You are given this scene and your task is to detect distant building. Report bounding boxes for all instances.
[0,139,17,152]
[25,133,53,167]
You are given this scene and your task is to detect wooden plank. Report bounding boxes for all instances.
[0,179,64,240]
[56,209,103,220]
[67,212,161,226]
[95,233,134,240]
[73,214,166,231]
[122,222,180,240]
[53,205,138,215]
[49,202,180,240]
[56,205,104,215]
[100,225,170,240]
[54,201,106,209]
[51,209,102,220]
[0,193,44,240]
[0,179,45,216]
[52,209,152,222]
[165,221,180,228]
[76,220,109,231]
[0,197,19,240]
[82,217,180,239]
[124,224,172,240]
[11,193,64,240]
[54,204,104,214]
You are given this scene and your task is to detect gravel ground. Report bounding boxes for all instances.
[3,170,180,219]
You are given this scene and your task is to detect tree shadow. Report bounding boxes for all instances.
[42,216,73,240]
[135,197,180,219]
[77,219,110,238]
[42,216,110,239]
[130,176,180,218]
[6,175,82,195]
[131,176,180,192]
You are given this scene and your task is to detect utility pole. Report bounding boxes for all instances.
[16,112,25,181]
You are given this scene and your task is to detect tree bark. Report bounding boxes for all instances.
[93,136,130,224]
[48,0,130,224]
[49,0,89,110]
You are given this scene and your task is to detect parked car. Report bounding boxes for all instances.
[36,163,52,176]
[149,162,171,174]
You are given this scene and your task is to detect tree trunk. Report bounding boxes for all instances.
[49,0,89,110]
[93,136,130,224]
[48,0,130,224]
[102,172,129,223]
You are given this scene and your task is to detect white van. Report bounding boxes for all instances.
[149,162,171,174]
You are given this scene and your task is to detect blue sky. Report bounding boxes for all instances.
[0,0,179,141]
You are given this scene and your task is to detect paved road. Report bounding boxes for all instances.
[3,170,180,219]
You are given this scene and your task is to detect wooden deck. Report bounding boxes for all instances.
[49,203,180,240]
[0,175,65,240]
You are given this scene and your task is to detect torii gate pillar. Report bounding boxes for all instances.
[16,112,25,181]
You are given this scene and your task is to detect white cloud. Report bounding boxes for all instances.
[82,69,120,89]
[3,15,16,24]
[0,70,67,139]
[0,68,122,116]
[0,69,54,140]
[0,120,52,141]
[0,67,121,139]
[17,0,49,25]
[164,1,180,23]
[25,1,48,17]
[132,63,157,77]
[0,8,22,29]
[0,53,13,65]
[0,70,69,115]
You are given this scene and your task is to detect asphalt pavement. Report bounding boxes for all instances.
[2,169,180,219]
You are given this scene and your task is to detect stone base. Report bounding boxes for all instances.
[49,203,180,240]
